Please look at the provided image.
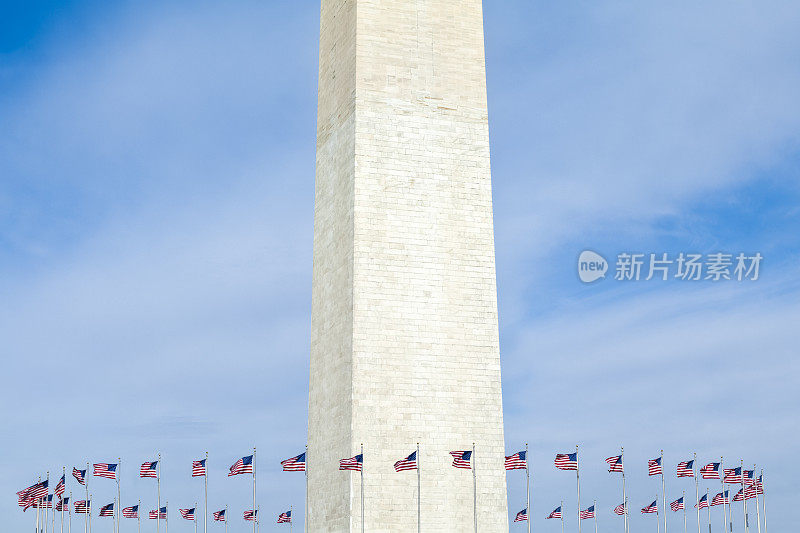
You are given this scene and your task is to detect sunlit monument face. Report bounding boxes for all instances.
[308,1,508,531]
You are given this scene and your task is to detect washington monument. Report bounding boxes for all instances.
[308,1,508,530]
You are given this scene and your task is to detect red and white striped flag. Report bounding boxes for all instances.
[554,453,578,471]
[180,508,196,520]
[613,503,627,515]
[192,459,207,477]
[122,505,139,518]
[677,460,694,477]
[606,455,623,473]
[648,457,662,476]
[700,462,720,479]
[394,451,418,472]
[670,497,684,512]
[505,451,527,470]
[641,501,658,514]
[277,510,292,523]
[140,461,158,478]
[450,451,472,470]
[93,463,117,480]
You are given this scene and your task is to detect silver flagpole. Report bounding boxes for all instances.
[752,465,760,533]
[621,447,628,533]
[417,442,421,533]
[304,445,308,533]
[560,500,564,533]
[85,465,90,533]
[290,505,293,533]
[760,471,767,533]
[195,503,198,533]
[662,451,667,533]
[61,468,65,533]
[117,458,121,533]
[706,489,711,533]
[37,476,41,533]
[695,454,701,533]
[69,491,72,533]
[657,495,661,533]
[46,472,50,533]
[525,443,530,533]
[225,505,228,533]
[88,492,92,533]
[165,501,168,533]
[720,458,726,533]
[473,442,477,533]
[253,447,257,533]
[740,461,746,533]
[594,500,598,533]
[729,493,734,533]
[204,452,208,533]
[576,445,581,533]
[157,454,161,533]
[361,443,365,533]
[138,499,141,533]
[683,490,687,533]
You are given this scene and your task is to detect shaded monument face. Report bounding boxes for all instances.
[308,1,507,530]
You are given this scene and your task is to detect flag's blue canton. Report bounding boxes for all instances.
[461,451,471,460]
[242,455,253,465]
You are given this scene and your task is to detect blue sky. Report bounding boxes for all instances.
[2,1,799,530]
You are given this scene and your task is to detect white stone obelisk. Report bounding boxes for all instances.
[308,1,508,531]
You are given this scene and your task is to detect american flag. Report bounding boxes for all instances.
[36,495,54,509]
[55,475,65,497]
[180,508,196,520]
[394,451,418,472]
[696,494,709,509]
[229,455,254,476]
[74,500,91,514]
[754,476,764,494]
[743,470,755,485]
[614,503,627,516]
[580,505,595,519]
[123,505,139,518]
[340,454,364,471]
[72,468,86,485]
[93,463,118,480]
[677,460,694,477]
[606,455,624,473]
[734,487,758,502]
[149,507,167,520]
[555,453,578,471]
[140,461,158,478]
[505,451,527,470]
[723,467,741,484]
[670,497,684,512]
[641,500,658,514]
[514,508,528,522]
[56,497,69,512]
[192,459,207,477]
[99,503,114,517]
[277,510,292,523]
[648,457,663,476]
[700,462,720,479]
[213,510,226,522]
[450,451,472,470]
[546,506,562,519]
[18,481,48,507]
[244,509,258,521]
[711,492,729,506]
[280,452,306,472]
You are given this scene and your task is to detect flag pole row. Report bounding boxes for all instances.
[16,446,769,532]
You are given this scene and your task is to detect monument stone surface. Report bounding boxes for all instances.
[308,0,508,530]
